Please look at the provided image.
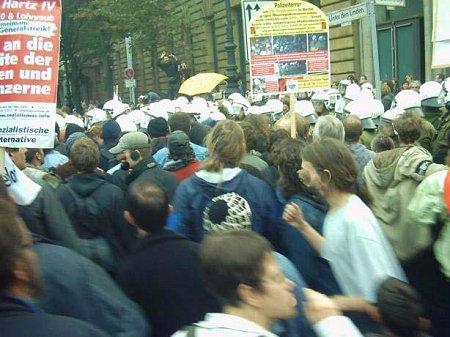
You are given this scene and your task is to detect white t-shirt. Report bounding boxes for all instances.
[321,194,407,302]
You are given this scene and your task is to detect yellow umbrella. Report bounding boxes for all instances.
[179,73,228,96]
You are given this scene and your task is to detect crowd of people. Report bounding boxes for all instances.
[277,61,307,76]
[1,72,450,337]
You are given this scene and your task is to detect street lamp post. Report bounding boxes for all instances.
[224,0,240,96]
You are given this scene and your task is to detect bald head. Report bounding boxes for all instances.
[126,181,169,233]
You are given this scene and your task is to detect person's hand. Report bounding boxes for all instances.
[160,52,167,59]
[364,302,381,323]
[283,202,306,230]
[303,289,342,325]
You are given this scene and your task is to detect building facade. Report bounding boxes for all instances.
[69,0,444,105]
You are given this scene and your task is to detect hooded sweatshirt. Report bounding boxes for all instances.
[58,172,136,263]
[363,145,447,261]
[171,168,277,243]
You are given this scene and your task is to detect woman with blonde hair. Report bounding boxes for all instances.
[171,120,277,242]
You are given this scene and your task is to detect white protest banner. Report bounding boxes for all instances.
[0,0,62,148]
[248,0,330,95]
[3,151,41,206]
[432,0,450,68]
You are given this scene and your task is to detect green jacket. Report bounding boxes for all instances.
[360,129,378,150]
[364,145,447,261]
[408,170,450,279]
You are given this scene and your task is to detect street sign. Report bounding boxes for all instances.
[125,79,136,88]
[374,0,405,7]
[124,67,135,79]
[327,3,369,27]
[241,1,277,60]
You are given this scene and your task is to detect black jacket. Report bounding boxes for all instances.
[116,230,220,337]
[17,182,90,257]
[112,157,179,201]
[0,294,108,337]
[58,172,137,266]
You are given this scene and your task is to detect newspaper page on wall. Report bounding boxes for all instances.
[248,0,330,95]
[0,0,62,148]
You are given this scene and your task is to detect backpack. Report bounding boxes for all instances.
[64,184,114,270]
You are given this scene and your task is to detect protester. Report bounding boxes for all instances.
[6,148,94,260]
[0,201,109,337]
[100,119,122,171]
[371,134,395,153]
[157,52,181,100]
[239,121,269,178]
[153,112,208,166]
[147,117,169,155]
[163,130,201,182]
[109,131,179,199]
[201,191,317,337]
[312,115,345,142]
[171,120,277,243]
[58,137,137,271]
[116,181,220,337]
[406,170,450,337]
[375,277,430,337]
[283,138,406,304]
[381,82,395,112]
[172,231,364,337]
[342,115,374,173]
[273,138,340,296]
[364,114,447,263]
[24,148,62,190]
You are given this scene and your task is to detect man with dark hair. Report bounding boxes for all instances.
[0,201,109,337]
[58,137,136,271]
[371,134,395,153]
[163,131,201,182]
[148,117,169,155]
[153,112,208,166]
[23,148,61,190]
[116,181,220,337]
[376,277,428,337]
[239,121,269,177]
[157,52,181,100]
[172,230,363,337]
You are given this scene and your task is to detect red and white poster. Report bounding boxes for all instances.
[0,0,61,148]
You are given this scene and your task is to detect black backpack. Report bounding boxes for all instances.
[64,184,114,270]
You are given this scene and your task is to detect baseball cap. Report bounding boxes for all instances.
[109,131,150,154]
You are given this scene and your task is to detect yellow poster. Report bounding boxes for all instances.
[248,0,330,95]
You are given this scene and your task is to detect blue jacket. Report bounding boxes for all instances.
[34,241,149,337]
[153,142,207,166]
[276,188,341,296]
[0,294,108,337]
[171,170,278,243]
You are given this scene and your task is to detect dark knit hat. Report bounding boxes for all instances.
[65,123,85,141]
[147,117,169,138]
[202,193,252,233]
[102,120,121,141]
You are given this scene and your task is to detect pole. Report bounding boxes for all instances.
[124,36,136,106]
[290,94,297,138]
[224,0,240,96]
[368,0,381,98]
